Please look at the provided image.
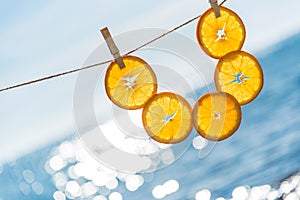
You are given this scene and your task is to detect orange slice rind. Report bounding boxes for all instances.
[215,51,264,105]
[142,92,193,144]
[105,55,157,110]
[196,6,246,59]
[192,92,242,141]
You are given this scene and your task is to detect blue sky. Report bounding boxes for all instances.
[0,0,300,163]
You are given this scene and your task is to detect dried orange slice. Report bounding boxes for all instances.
[215,51,264,105]
[105,55,157,110]
[142,92,193,144]
[192,92,241,141]
[196,6,246,59]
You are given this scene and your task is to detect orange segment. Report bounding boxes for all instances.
[105,55,157,110]
[142,92,193,144]
[215,51,264,105]
[193,92,241,141]
[196,6,246,59]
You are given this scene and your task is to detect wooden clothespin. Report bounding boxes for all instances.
[101,27,125,69]
[209,0,221,18]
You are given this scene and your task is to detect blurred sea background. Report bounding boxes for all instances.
[0,31,300,200]
[1,0,300,199]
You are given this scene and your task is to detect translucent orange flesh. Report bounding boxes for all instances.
[193,92,241,141]
[215,51,264,105]
[196,6,246,59]
[142,93,193,144]
[105,55,157,110]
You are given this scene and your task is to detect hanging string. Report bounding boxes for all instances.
[126,0,227,55]
[0,0,227,93]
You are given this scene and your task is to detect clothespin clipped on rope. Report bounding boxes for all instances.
[209,0,221,18]
[101,27,125,69]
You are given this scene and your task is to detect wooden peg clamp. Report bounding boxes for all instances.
[101,27,125,69]
[209,0,221,18]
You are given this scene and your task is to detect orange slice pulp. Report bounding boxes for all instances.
[105,55,157,110]
[192,92,242,141]
[142,92,193,144]
[215,51,264,105]
[196,6,246,59]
